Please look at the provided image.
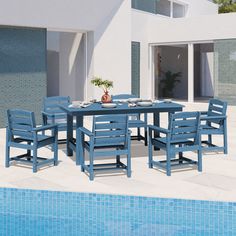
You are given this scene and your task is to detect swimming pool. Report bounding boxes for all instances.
[0,188,235,236]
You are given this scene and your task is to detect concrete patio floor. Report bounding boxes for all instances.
[0,101,236,202]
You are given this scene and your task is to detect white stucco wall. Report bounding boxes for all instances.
[0,0,124,32]
[90,0,132,100]
[184,0,218,17]
[148,13,236,44]
[131,10,150,99]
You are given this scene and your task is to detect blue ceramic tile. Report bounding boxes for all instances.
[0,187,235,236]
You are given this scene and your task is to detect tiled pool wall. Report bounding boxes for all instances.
[0,188,235,236]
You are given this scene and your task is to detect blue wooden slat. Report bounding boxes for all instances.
[94,136,126,146]
[95,123,126,130]
[95,115,127,123]
[171,133,196,141]
[209,104,224,113]
[172,119,197,127]
[95,130,125,137]
[172,126,198,134]
[11,123,32,131]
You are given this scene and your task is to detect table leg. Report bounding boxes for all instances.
[153,112,160,151]
[76,115,83,165]
[67,114,73,156]
[153,112,160,137]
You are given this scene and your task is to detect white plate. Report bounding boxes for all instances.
[69,104,80,108]
[137,101,153,107]
[116,99,128,103]
[152,100,161,104]
[128,98,142,103]
[163,99,172,103]
[102,103,117,108]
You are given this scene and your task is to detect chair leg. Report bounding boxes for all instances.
[179,144,183,164]
[89,152,94,181]
[208,134,212,145]
[80,146,85,172]
[27,141,31,161]
[50,129,55,152]
[116,154,120,167]
[33,147,37,173]
[53,139,58,166]
[127,152,131,178]
[198,148,202,172]
[5,130,10,168]
[223,120,228,154]
[5,145,10,168]
[144,127,148,146]
[137,128,141,141]
[77,129,85,166]
[148,138,153,168]
[166,150,171,176]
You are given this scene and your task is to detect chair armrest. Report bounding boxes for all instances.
[200,115,227,121]
[33,124,58,132]
[148,125,170,134]
[79,127,94,137]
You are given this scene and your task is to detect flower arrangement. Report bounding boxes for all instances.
[91,77,113,92]
[91,77,113,103]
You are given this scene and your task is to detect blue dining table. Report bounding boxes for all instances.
[60,101,184,163]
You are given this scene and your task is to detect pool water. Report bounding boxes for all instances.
[0,188,235,236]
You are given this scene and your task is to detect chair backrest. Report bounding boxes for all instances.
[44,96,70,120]
[7,109,36,140]
[169,112,200,144]
[92,115,129,147]
[112,94,140,120]
[112,94,137,100]
[207,98,227,125]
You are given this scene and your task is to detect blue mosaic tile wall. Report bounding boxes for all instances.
[0,188,235,236]
[214,39,236,104]
[0,27,47,127]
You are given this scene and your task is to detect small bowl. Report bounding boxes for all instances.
[102,103,117,108]
[72,101,81,106]
[128,98,142,103]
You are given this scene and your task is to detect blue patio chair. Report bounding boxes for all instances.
[78,115,131,181]
[42,96,75,144]
[148,111,202,176]
[200,98,227,154]
[112,94,148,145]
[5,109,58,173]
